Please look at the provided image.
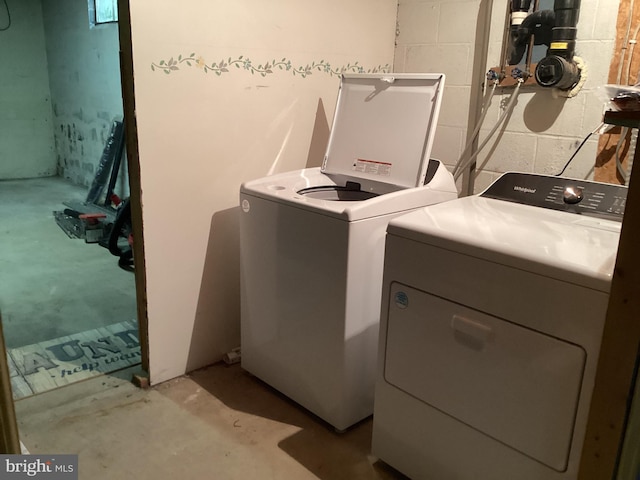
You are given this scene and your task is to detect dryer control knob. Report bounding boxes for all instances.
[563,186,584,204]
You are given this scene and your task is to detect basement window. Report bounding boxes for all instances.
[88,0,118,27]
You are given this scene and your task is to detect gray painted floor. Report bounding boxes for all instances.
[0,176,137,349]
[16,363,406,479]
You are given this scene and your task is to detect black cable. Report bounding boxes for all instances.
[108,198,134,272]
[0,0,10,32]
[555,124,602,176]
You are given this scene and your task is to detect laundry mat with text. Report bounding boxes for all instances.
[7,320,140,399]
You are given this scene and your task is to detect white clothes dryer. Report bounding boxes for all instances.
[240,73,458,431]
[372,172,628,479]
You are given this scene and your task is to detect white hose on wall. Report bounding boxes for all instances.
[453,80,523,182]
[452,82,497,179]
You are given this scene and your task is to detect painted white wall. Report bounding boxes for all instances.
[395,0,620,192]
[42,0,124,190]
[128,0,397,384]
[0,0,56,179]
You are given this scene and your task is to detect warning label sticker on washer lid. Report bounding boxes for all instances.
[353,158,392,176]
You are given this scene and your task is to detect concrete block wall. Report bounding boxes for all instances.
[394,0,479,186]
[41,0,125,194]
[0,0,56,179]
[395,0,620,193]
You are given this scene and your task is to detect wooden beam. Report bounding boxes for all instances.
[579,114,640,479]
[117,0,149,374]
[0,315,20,454]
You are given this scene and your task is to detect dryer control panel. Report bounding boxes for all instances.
[481,172,628,221]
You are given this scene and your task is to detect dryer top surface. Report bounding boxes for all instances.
[387,194,621,291]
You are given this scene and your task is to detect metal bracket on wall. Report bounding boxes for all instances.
[487,64,540,88]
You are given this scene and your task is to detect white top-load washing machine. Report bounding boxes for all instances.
[239,73,458,431]
[372,172,628,479]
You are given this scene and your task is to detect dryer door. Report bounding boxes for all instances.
[383,282,586,472]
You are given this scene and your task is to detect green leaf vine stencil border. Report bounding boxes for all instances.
[150,53,390,78]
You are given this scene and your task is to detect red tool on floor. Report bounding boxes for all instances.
[57,208,108,243]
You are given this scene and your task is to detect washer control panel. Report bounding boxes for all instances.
[481,172,628,221]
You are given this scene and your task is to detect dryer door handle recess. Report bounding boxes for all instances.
[451,315,493,348]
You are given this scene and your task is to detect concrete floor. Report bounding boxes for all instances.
[15,363,406,479]
[0,176,137,349]
[4,177,403,478]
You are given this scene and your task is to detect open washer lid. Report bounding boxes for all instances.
[322,73,445,192]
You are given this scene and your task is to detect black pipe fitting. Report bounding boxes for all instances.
[534,55,580,89]
[514,9,555,43]
[534,0,581,90]
[511,0,532,12]
[509,9,555,65]
[548,0,580,59]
